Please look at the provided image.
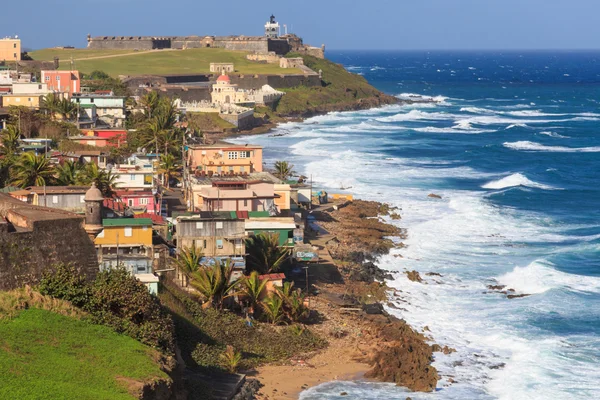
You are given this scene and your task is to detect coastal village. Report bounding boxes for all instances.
[0,16,447,400]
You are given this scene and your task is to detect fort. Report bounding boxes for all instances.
[86,15,325,59]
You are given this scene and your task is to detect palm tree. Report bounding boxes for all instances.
[261,294,284,324]
[41,94,61,120]
[274,161,295,181]
[245,232,289,274]
[56,98,77,121]
[241,271,268,308]
[10,152,55,188]
[139,91,160,120]
[76,162,117,196]
[55,160,82,186]
[276,283,307,323]
[190,259,240,309]
[175,246,203,287]
[0,124,22,157]
[158,153,180,189]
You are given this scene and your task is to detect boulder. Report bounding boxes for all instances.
[428,193,442,199]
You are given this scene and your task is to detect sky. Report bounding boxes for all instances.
[3,0,598,51]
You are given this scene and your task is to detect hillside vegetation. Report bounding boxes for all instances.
[29,48,300,76]
[0,301,169,400]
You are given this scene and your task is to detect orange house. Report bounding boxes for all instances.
[41,70,80,97]
[187,141,263,175]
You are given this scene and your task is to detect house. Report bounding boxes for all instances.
[71,92,126,128]
[94,218,154,275]
[41,70,80,97]
[175,211,246,280]
[1,94,44,109]
[0,37,20,61]
[115,190,160,214]
[187,172,283,214]
[57,150,108,168]
[245,217,297,247]
[109,153,158,191]
[13,186,90,213]
[19,138,52,154]
[76,104,97,128]
[67,129,127,147]
[11,82,49,95]
[258,273,285,298]
[187,140,263,174]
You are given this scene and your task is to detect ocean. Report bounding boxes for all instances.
[233,51,600,400]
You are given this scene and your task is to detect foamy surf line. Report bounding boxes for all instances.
[482,173,560,190]
[504,141,600,153]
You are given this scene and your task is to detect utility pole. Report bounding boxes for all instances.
[116,232,120,267]
[43,137,47,207]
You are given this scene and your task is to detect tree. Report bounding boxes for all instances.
[240,271,268,308]
[261,294,284,324]
[274,161,295,181]
[0,124,22,157]
[139,91,160,120]
[158,153,180,189]
[219,345,243,374]
[10,152,55,187]
[190,259,240,309]
[245,232,289,274]
[55,160,82,185]
[76,162,117,196]
[276,282,307,323]
[41,93,61,121]
[175,246,203,287]
[56,98,77,121]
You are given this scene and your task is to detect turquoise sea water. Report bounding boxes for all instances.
[234,51,600,399]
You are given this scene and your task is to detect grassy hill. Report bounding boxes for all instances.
[0,307,169,400]
[29,48,299,76]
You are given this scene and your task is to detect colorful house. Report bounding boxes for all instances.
[245,217,297,247]
[1,94,44,109]
[0,37,21,61]
[115,190,160,214]
[95,218,154,275]
[187,140,263,175]
[41,70,81,97]
[71,92,126,128]
[68,129,127,147]
[15,186,89,213]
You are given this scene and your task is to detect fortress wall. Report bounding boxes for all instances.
[88,38,155,50]
[229,74,321,90]
[0,195,98,290]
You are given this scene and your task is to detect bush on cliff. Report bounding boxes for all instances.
[39,265,175,353]
[160,280,326,372]
[274,54,396,116]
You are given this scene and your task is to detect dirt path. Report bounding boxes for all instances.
[73,49,177,61]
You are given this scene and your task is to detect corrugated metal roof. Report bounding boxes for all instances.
[103,218,152,226]
[245,221,296,230]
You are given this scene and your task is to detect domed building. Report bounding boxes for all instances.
[211,72,247,106]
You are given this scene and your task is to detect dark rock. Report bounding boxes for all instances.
[487,285,506,290]
[426,272,443,277]
[340,392,348,396]
[507,293,530,299]
[442,346,456,355]
[349,261,393,283]
[428,193,442,199]
[405,270,423,283]
[489,363,506,370]
[362,302,385,315]
[232,378,263,400]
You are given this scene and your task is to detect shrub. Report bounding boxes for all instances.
[38,264,91,308]
[219,345,242,373]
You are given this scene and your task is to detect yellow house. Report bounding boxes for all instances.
[1,94,43,109]
[274,183,291,211]
[95,218,153,247]
[0,37,21,61]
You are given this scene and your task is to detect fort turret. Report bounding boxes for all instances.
[84,182,104,239]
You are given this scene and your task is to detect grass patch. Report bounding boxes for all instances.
[274,54,395,116]
[187,112,236,133]
[0,308,169,400]
[29,48,300,76]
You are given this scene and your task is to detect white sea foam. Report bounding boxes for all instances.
[505,123,529,130]
[482,173,558,190]
[376,109,456,123]
[497,261,600,295]
[503,141,600,152]
[539,131,570,139]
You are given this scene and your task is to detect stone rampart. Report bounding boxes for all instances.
[0,194,98,290]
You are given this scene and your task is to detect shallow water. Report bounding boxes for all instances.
[232,51,600,400]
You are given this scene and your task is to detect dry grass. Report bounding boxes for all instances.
[0,286,85,320]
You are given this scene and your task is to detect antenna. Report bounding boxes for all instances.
[284,25,288,35]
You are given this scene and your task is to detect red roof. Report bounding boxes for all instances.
[115,190,154,198]
[0,88,11,93]
[216,74,230,83]
[235,211,249,219]
[134,212,165,225]
[259,273,286,281]
[103,198,126,212]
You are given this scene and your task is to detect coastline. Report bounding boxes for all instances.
[249,199,443,399]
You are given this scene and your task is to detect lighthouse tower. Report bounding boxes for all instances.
[265,15,280,38]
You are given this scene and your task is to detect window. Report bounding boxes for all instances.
[124,227,133,237]
[52,195,59,204]
[130,174,136,181]
[216,166,222,174]
[216,239,223,249]
[143,174,152,185]
[45,76,50,81]
[243,199,248,207]
[128,199,134,207]
[56,76,60,81]
[229,166,234,172]
[228,151,238,159]
[13,53,16,58]
[142,226,148,231]
[27,98,31,102]
[216,221,223,229]
[235,239,242,248]
[13,43,16,48]
[139,198,149,205]
[38,85,42,90]
[203,240,207,248]
[80,195,85,203]
[239,151,251,159]
[90,98,94,103]
[196,221,204,229]
[240,166,245,173]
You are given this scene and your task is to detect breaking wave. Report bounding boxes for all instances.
[482,173,559,190]
[503,141,600,153]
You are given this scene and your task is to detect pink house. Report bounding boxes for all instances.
[115,190,160,215]
[187,140,263,175]
[41,70,80,97]
[191,176,279,213]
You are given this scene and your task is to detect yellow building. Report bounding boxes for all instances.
[274,183,292,211]
[1,94,43,108]
[0,37,21,61]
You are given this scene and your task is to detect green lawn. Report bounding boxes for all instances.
[29,48,299,76]
[0,309,169,400]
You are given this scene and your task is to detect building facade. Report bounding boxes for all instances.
[41,70,81,97]
[0,37,20,61]
[71,93,126,127]
[187,140,263,175]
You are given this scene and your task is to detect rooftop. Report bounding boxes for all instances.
[26,186,89,194]
[191,171,283,186]
[102,218,152,227]
[188,140,262,149]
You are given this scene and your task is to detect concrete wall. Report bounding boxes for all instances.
[0,194,98,290]
[230,74,321,90]
[176,218,245,257]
